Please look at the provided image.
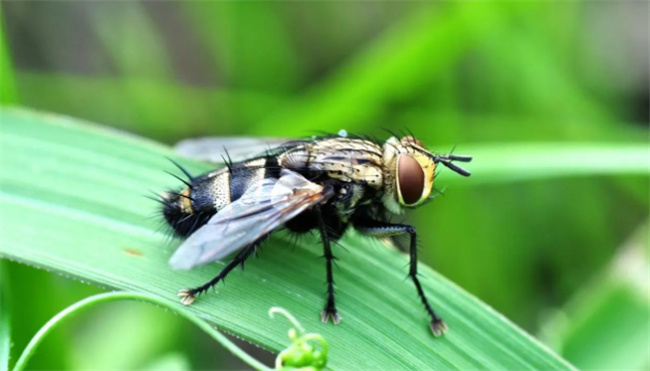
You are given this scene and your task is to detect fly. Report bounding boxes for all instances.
[159,134,472,336]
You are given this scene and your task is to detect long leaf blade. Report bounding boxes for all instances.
[0,108,574,370]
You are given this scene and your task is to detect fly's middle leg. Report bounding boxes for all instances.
[177,241,260,305]
[355,222,447,336]
[315,206,340,324]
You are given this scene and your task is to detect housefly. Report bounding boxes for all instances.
[160,133,472,336]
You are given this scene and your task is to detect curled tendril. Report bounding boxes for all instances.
[269,307,328,371]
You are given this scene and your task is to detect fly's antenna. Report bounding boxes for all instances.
[434,153,472,177]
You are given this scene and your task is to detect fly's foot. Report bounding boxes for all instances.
[320,308,341,325]
[177,289,196,306]
[429,318,448,337]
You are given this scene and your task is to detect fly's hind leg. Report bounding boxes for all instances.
[315,206,340,324]
[177,241,260,305]
[355,221,447,337]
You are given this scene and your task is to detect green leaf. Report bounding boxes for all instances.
[250,3,508,136]
[466,144,649,185]
[0,107,578,370]
[15,72,286,142]
[88,2,174,80]
[541,222,650,370]
[0,6,20,105]
[183,2,302,92]
[140,353,191,371]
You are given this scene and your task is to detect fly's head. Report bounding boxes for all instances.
[381,136,472,214]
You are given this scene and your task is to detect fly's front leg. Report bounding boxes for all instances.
[315,206,340,324]
[355,222,447,336]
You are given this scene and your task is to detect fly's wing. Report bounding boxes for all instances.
[169,170,332,269]
[174,137,302,163]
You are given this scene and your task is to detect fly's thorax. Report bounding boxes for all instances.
[279,138,384,188]
[381,136,437,214]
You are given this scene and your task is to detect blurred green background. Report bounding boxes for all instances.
[1,1,648,370]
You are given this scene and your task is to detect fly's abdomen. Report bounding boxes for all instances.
[162,156,279,237]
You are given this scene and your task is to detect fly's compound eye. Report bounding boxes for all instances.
[397,154,425,206]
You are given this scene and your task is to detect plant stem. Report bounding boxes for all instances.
[0,262,12,371]
[11,292,273,371]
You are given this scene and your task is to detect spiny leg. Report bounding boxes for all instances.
[315,206,340,324]
[355,222,447,336]
[178,242,258,305]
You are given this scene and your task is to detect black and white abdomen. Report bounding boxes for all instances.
[162,157,279,237]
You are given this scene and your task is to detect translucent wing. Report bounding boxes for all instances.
[169,170,332,269]
[174,137,298,163]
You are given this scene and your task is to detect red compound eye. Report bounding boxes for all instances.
[398,155,424,205]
